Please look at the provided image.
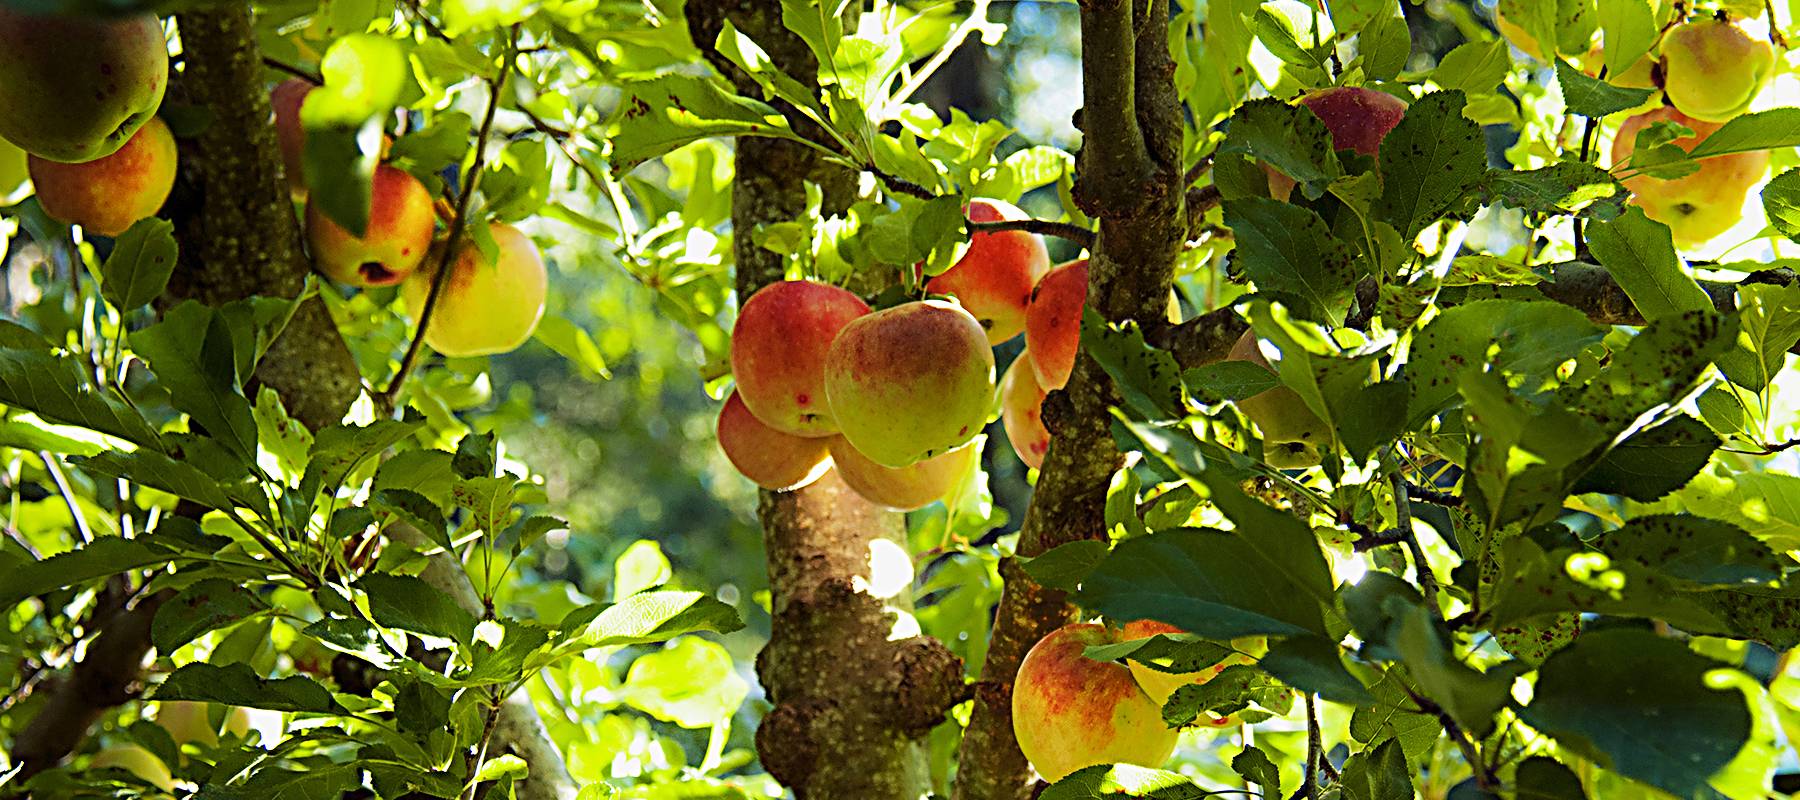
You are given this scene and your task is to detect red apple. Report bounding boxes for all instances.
[1023,259,1088,390]
[270,77,311,197]
[731,280,871,438]
[1267,87,1409,200]
[1000,354,1051,469]
[306,164,436,287]
[717,391,832,492]
[828,436,977,511]
[1012,623,1181,782]
[29,116,175,237]
[823,299,996,467]
[0,7,168,164]
[925,198,1050,345]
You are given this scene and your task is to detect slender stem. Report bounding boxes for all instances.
[261,56,321,84]
[1303,693,1322,799]
[966,218,1095,247]
[885,0,992,114]
[462,689,505,800]
[39,452,93,545]
[1391,469,1438,612]
[517,106,640,252]
[377,28,518,411]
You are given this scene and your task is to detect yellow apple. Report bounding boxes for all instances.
[1613,105,1768,245]
[401,222,548,357]
[1661,18,1773,123]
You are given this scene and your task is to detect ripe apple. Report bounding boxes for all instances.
[1120,620,1258,728]
[1000,355,1052,470]
[730,280,871,438]
[827,436,977,511]
[306,164,436,287]
[28,115,175,237]
[0,8,167,163]
[90,744,175,792]
[824,299,996,467]
[1228,331,1329,468]
[717,391,832,492]
[1012,623,1181,782]
[1024,259,1087,391]
[924,198,1050,345]
[1266,87,1408,200]
[1661,18,1773,123]
[270,78,311,197]
[1612,106,1768,245]
[400,222,547,357]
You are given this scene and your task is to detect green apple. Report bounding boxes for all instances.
[90,744,175,792]
[400,222,548,357]
[823,299,996,467]
[1228,331,1329,468]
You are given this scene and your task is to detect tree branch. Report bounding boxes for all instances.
[967,218,1095,248]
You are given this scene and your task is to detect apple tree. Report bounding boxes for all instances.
[3,0,1800,798]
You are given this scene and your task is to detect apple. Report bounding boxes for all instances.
[1228,331,1329,468]
[924,198,1050,345]
[90,744,175,792]
[824,299,996,467]
[717,390,833,492]
[0,135,29,206]
[1120,620,1260,728]
[0,8,167,163]
[270,78,311,197]
[1000,354,1051,470]
[730,280,872,438]
[1012,623,1181,782]
[306,164,436,287]
[1613,106,1768,245]
[1023,259,1087,390]
[827,436,977,511]
[1266,87,1408,200]
[155,700,251,748]
[400,222,547,357]
[28,115,175,237]
[1661,18,1773,123]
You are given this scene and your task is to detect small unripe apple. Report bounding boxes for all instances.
[828,436,977,511]
[924,198,1050,345]
[400,222,547,357]
[717,391,832,492]
[1024,259,1087,391]
[90,744,175,792]
[731,280,872,438]
[1120,620,1257,728]
[824,299,996,467]
[270,78,312,198]
[1661,18,1773,123]
[0,7,168,163]
[1012,623,1180,782]
[1000,355,1051,470]
[29,116,175,237]
[1612,106,1768,245]
[1228,331,1329,468]
[306,164,436,287]
[1266,87,1408,200]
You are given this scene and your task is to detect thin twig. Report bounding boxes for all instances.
[1405,482,1462,508]
[1409,691,1497,791]
[377,28,519,411]
[1391,470,1438,612]
[261,56,321,85]
[39,452,93,545]
[461,689,505,800]
[1303,693,1322,799]
[967,218,1095,248]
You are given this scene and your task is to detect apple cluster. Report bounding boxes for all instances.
[718,199,1104,508]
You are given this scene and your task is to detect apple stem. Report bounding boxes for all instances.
[377,26,519,413]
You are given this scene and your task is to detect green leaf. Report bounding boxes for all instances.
[609,75,804,174]
[562,590,744,650]
[1763,168,1800,243]
[612,539,673,600]
[99,218,177,311]
[1593,514,1786,586]
[301,419,423,501]
[0,349,162,448]
[74,449,236,510]
[369,488,452,553]
[1222,197,1359,324]
[1341,739,1412,800]
[1483,161,1625,219]
[1685,108,1800,160]
[452,475,518,536]
[1376,90,1486,237]
[1717,281,1800,390]
[1393,601,1516,736]
[1230,746,1281,794]
[131,302,258,461]
[1486,537,1730,632]
[1018,540,1110,592]
[1570,414,1718,501]
[300,124,379,236]
[354,573,477,647]
[1585,207,1710,320]
[1250,7,1330,74]
[453,430,498,479]
[1348,666,1441,762]
[151,578,266,652]
[1182,361,1280,402]
[1040,765,1210,799]
[1515,756,1587,800]
[623,637,750,728]
[1519,628,1750,798]
[1357,12,1412,81]
[1432,40,1511,95]
[1597,0,1658,75]
[1257,635,1373,704]
[1677,470,1800,552]
[152,662,347,714]
[1217,98,1341,195]
[1569,309,1733,434]
[1074,528,1329,639]
[1406,298,1606,424]
[0,534,179,610]
[306,34,408,127]
[1460,371,1609,527]
[1555,62,1656,119]
[1080,311,1187,421]
[533,315,611,381]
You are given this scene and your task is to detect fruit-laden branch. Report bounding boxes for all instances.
[966,218,1095,248]
[686,3,966,797]
[951,0,1188,796]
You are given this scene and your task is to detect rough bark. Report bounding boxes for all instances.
[689,2,964,797]
[951,1,1187,797]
